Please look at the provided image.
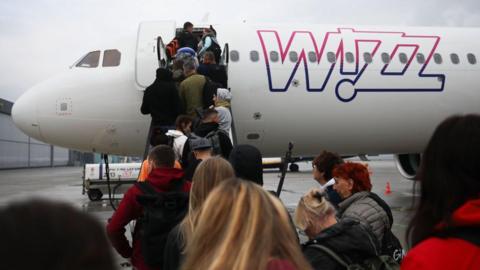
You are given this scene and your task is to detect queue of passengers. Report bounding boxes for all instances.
[2,114,479,270]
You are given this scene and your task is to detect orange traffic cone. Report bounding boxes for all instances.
[385,181,392,195]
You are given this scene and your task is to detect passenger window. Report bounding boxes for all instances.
[467,53,477,64]
[364,52,373,64]
[308,51,317,63]
[450,53,460,64]
[250,51,259,62]
[345,52,354,63]
[230,50,240,62]
[399,53,408,64]
[270,51,279,62]
[289,51,298,62]
[76,51,101,68]
[434,53,443,64]
[102,49,121,67]
[381,53,390,64]
[416,53,425,64]
[327,52,336,63]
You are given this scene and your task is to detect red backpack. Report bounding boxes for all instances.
[166,38,179,60]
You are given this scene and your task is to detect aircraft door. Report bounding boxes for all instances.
[135,21,176,90]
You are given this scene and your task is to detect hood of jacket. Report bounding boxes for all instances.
[194,122,219,137]
[166,130,185,138]
[228,145,263,186]
[146,167,184,190]
[437,198,480,230]
[305,219,379,259]
[156,68,173,81]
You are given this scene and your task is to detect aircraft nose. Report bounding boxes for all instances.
[12,90,43,141]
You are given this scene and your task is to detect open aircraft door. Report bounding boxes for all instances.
[135,21,176,90]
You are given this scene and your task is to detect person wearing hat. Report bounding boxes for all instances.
[213,88,232,134]
[184,137,212,181]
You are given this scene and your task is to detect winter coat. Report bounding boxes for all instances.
[177,31,198,51]
[228,145,263,186]
[197,63,228,88]
[179,74,206,117]
[166,130,188,160]
[337,191,390,243]
[141,69,183,126]
[106,168,191,270]
[163,224,184,270]
[401,198,480,270]
[302,219,380,270]
[214,106,232,134]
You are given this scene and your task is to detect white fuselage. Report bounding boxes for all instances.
[12,22,480,158]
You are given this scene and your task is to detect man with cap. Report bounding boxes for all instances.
[183,137,212,181]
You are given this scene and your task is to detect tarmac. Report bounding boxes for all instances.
[0,157,416,266]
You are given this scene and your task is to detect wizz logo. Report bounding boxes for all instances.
[257,28,445,102]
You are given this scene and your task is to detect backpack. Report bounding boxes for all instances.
[310,244,400,270]
[166,38,179,61]
[205,129,228,156]
[202,77,222,109]
[367,193,404,263]
[135,180,189,268]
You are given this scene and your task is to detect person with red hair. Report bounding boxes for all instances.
[333,162,389,245]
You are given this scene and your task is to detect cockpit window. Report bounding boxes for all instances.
[76,51,100,68]
[103,49,121,67]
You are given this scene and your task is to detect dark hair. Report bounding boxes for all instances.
[332,162,372,193]
[312,151,344,179]
[0,199,116,270]
[203,51,216,62]
[229,145,263,186]
[149,145,175,168]
[407,114,480,247]
[202,108,218,121]
[183,22,193,30]
[175,115,193,133]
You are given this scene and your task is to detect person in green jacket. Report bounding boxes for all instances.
[179,59,206,117]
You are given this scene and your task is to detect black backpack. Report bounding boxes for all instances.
[135,180,189,268]
[202,77,222,109]
[310,244,399,270]
[367,193,404,263]
[207,41,222,63]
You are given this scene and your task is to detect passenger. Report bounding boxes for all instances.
[402,115,480,269]
[176,47,197,58]
[312,151,344,207]
[197,51,228,88]
[332,162,390,243]
[181,179,312,270]
[178,59,206,117]
[295,189,379,270]
[107,145,191,270]
[229,144,263,186]
[0,199,116,270]
[166,115,193,161]
[177,22,198,51]
[197,27,221,63]
[171,59,185,85]
[183,137,213,181]
[191,108,233,159]
[141,68,183,131]
[163,157,235,270]
[213,88,232,134]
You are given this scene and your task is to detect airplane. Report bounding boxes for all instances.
[12,21,480,180]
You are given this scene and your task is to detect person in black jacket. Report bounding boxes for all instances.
[294,189,379,270]
[197,51,228,88]
[182,109,232,167]
[141,68,183,132]
[177,22,198,51]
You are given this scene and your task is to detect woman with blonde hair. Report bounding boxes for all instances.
[181,179,312,270]
[295,189,379,270]
[163,157,235,270]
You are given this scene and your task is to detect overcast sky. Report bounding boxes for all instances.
[1,0,480,101]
